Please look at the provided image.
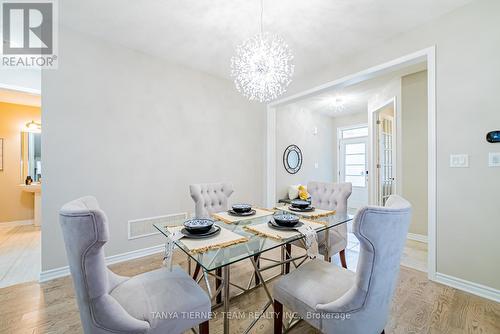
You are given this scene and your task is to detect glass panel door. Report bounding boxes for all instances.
[378,115,394,205]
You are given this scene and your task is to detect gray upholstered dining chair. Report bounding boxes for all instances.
[293,181,352,268]
[189,182,234,218]
[59,196,211,334]
[273,195,411,334]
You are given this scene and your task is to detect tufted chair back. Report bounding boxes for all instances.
[307,181,352,213]
[317,195,412,334]
[60,196,150,334]
[189,183,234,218]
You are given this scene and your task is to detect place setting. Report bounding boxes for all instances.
[275,199,336,219]
[244,212,324,241]
[287,199,315,212]
[212,203,274,224]
[181,218,221,239]
[228,204,256,216]
[165,217,248,254]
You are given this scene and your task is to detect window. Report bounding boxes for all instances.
[340,126,368,139]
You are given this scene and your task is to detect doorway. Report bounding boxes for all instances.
[0,88,42,288]
[267,47,436,279]
[338,125,368,211]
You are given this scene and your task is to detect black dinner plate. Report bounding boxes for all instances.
[268,220,303,231]
[290,199,310,209]
[232,204,252,213]
[288,206,315,212]
[181,225,221,239]
[273,213,300,226]
[183,218,215,234]
[228,209,256,217]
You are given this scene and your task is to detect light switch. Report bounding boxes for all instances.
[313,127,318,136]
[314,162,319,169]
[489,152,500,167]
[450,154,469,168]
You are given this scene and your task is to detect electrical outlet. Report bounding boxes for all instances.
[489,152,500,167]
[314,162,319,169]
[450,154,469,168]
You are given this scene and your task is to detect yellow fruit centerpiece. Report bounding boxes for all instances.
[298,185,309,200]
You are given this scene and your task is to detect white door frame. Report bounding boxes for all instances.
[266,46,436,280]
[368,97,399,205]
[336,123,368,185]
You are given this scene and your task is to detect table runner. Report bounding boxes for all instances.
[212,208,274,224]
[243,219,325,241]
[166,225,248,254]
[275,205,336,219]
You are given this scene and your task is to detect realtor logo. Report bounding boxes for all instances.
[1,0,58,68]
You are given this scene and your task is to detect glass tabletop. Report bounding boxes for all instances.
[154,210,353,272]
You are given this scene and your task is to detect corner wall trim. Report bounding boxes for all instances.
[407,232,428,243]
[435,272,500,303]
[39,244,164,283]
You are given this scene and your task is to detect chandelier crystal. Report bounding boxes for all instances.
[230,1,294,102]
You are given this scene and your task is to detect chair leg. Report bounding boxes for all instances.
[273,300,283,334]
[199,320,209,334]
[285,244,291,274]
[381,330,385,334]
[193,263,201,280]
[215,267,222,304]
[254,255,260,286]
[339,249,347,269]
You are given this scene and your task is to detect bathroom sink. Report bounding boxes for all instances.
[19,183,42,193]
[18,183,42,226]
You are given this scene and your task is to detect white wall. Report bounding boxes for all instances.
[402,70,428,236]
[42,28,265,271]
[288,0,500,290]
[0,69,41,93]
[275,105,335,200]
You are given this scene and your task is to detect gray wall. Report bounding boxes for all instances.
[42,28,265,271]
[402,70,428,236]
[287,0,500,289]
[275,105,335,200]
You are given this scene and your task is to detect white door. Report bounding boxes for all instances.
[339,136,368,210]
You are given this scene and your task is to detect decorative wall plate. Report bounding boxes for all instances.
[283,144,302,174]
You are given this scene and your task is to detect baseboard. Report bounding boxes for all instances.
[435,272,500,303]
[0,219,34,226]
[407,232,428,243]
[39,244,164,283]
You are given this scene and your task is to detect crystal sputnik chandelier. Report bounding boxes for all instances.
[230,0,294,103]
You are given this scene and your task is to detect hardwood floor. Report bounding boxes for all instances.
[0,223,40,288]
[0,246,498,334]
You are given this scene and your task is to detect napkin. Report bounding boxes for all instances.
[295,224,319,259]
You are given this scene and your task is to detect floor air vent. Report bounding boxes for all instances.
[128,213,187,240]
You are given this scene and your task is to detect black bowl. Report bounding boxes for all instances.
[183,218,215,234]
[232,204,252,213]
[273,213,300,227]
[291,199,310,209]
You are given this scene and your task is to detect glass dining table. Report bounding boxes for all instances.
[154,209,353,334]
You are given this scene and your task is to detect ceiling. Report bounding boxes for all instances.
[61,0,473,80]
[0,89,41,107]
[292,62,427,117]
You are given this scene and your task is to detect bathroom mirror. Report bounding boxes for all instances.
[283,144,302,174]
[21,131,42,182]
